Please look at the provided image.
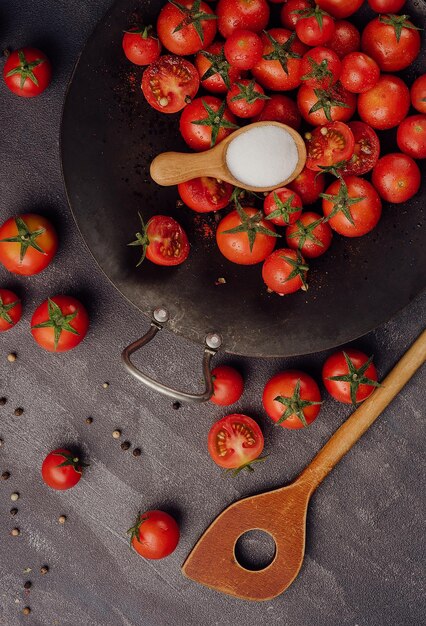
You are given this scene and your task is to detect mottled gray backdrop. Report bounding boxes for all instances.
[0,1,425,625]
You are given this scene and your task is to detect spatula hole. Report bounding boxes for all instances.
[234,530,276,571]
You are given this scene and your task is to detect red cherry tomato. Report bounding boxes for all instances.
[357,75,410,131]
[42,449,86,490]
[141,55,199,114]
[216,207,278,265]
[224,30,263,70]
[252,28,308,92]
[297,81,357,126]
[156,0,217,55]
[128,510,180,560]
[179,96,238,151]
[322,349,379,405]
[122,26,161,65]
[263,370,322,429]
[368,0,405,12]
[286,212,333,259]
[326,20,361,58]
[287,166,325,205]
[178,177,233,212]
[361,15,421,72]
[195,41,243,94]
[252,94,301,130]
[227,79,269,118]
[129,213,190,266]
[210,365,244,406]
[295,6,336,47]
[0,289,22,332]
[216,0,270,39]
[340,52,379,94]
[0,214,58,276]
[315,0,364,19]
[262,248,309,295]
[263,187,303,227]
[397,115,426,160]
[207,414,264,471]
[300,46,342,89]
[371,153,421,204]
[341,121,380,176]
[305,121,355,171]
[280,0,312,30]
[31,296,89,353]
[411,75,426,115]
[3,48,52,98]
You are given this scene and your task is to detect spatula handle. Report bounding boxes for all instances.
[150,151,223,186]
[298,329,426,493]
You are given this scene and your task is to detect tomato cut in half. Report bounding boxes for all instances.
[286,212,333,259]
[207,413,264,474]
[129,213,190,266]
[263,187,303,227]
[128,510,180,560]
[262,248,309,295]
[342,121,380,176]
[287,166,325,205]
[178,177,233,213]
[0,214,58,276]
[141,55,199,114]
[0,289,22,332]
[210,365,244,406]
[322,349,379,405]
[41,449,87,490]
[31,296,89,353]
[306,121,355,171]
[263,370,322,429]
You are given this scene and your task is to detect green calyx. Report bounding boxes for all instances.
[31,298,80,351]
[316,160,346,179]
[378,14,421,43]
[294,5,330,30]
[6,50,44,89]
[200,47,232,90]
[191,99,239,147]
[230,80,270,105]
[127,512,149,545]
[326,352,381,406]
[301,56,333,87]
[262,31,301,75]
[124,25,155,39]
[0,216,46,263]
[265,192,300,225]
[274,379,322,428]
[279,250,309,291]
[0,294,19,326]
[287,218,325,251]
[128,212,149,267]
[170,0,217,44]
[309,85,351,122]
[223,201,280,252]
[55,452,88,473]
[225,456,268,477]
[320,178,364,226]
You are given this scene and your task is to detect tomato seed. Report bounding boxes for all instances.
[58,515,67,524]
[22,607,31,615]
[11,493,19,501]
[102,382,109,389]
[40,566,49,575]
[7,353,17,362]
[11,528,20,536]
[85,417,93,425]
[112,430,121,439]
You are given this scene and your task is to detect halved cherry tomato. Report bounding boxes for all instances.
[287,166,325,205]
[280,0,312,30]
[178,177,233,212]
[286,212,333,258]
[411,74,426,114]
[262,248,308,295]
[252,94,301,130]
[216,0,270,39]
[263,188,303,227]
[207,413,264,472]
[31,296,89,353]
[297,81,356,126]
[357,75,410,131]
[3,48,52,98]
[323,349,379,405]
[361,15,421,72]
[315,0,363,19]
[210,365,244,406]
[371,153,421,204]
[42,449,87,490]
[216,206,278,265]
[306,121,355,171]
[252,28,307,92]
[0,289,22,332]
[340,52,379,94]
[156,0,217,55]
[129,213,190,266]
[397,115,426,160]
[300,46,342,89]
[141,55,199,113]
[326,20,361,58]
[195,41,242,94]
[263,370,322,429]
[179,96,238,151]
[122,26,161,65]
[224,30,263,70]
[341,121,380,176]
[295,6,336,47]
[0,214,58,276]
[226,79,269,118]
[127,510,180,560]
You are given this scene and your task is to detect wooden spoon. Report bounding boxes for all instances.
[182,329,426,601]
[150,121,307,192]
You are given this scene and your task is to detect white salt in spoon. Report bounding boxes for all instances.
[150,121,307,192]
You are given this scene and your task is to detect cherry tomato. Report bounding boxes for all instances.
[262,248,309,295]
[157,0,217,55]
[322,349,379,405]
[0,289,22,332]
[300,46,342,89]
[31,296,89,353]
[411,74,426,114]
[252,94,301,130]
[340,52,379,94]
[207,414,264,471]
[286,212,333,259]
[305,121,355,171]
[368,0,405,12]
[0,214,58,276]
[216,206,278,265]
[371,153,421,204]
[122,26,161,65]
[263,187,303,227]
[397,115,426,160]
[178,177,233,212]
[129,213,190,266]
[41,449,87,490]
[263,370,322,429]
[357,75,410,131]
[210,365,244,406]
[252,28,307,92]
[227,79,269,118]
[287,166,325,205]
[224,30,263,70]
[315,0,364,19]
[295,6,336,47]
[3,48,52,98]
[326,20,361,58]
[280,0,312,30]
[141,55,199,114]
[341,121,380,176]
[321,176,382,237]
[195,41,242,94]
[216,0,270,39]
[361,15,421,72]
[179,96,238,151]
[297,81,357,126]
[128,510,180,559]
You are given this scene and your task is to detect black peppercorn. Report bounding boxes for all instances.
[14,408,24,416]
[132,448,141,457]
[120,441,131,451]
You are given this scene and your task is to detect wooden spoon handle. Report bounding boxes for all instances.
[150,151,223,186]
[298,329,426,492]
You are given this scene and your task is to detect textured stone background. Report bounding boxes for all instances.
[0,1,425,625]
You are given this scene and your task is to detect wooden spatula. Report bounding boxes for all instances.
[182,330,426,601]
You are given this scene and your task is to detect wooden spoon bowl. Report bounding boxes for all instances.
[150,121,307,192]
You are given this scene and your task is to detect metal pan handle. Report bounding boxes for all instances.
[121,308,222,404]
